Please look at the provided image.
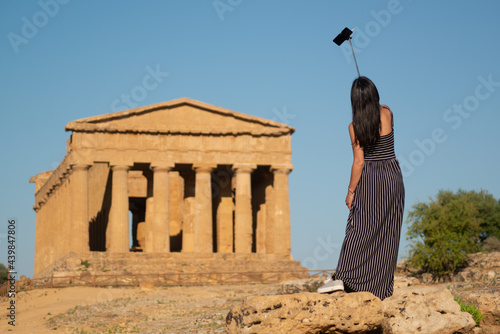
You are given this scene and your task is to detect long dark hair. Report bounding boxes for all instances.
[351,76,381,148]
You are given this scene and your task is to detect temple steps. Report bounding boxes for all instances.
[34,252,309,285]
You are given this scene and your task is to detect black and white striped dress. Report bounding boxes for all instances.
[334,130,405,300]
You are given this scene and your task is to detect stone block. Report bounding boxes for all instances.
[226,292,383,334]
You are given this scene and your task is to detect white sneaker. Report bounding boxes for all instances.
[317,277,344,294]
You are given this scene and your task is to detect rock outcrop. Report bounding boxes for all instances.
[396,251,500,284]
[226,286,476,334]
[382,286,476,334]
[226,291,383,334]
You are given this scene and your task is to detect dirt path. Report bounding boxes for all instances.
[0,286,139,333]
[0,283,282,333]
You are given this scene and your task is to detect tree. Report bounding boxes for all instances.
[406,189,500,277]
[0,263,7,284]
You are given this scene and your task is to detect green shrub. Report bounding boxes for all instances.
[0,263,7,284]
[454,296,484,325]
[406,189,500,277]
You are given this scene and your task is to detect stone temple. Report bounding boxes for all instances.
[30,98,307,283]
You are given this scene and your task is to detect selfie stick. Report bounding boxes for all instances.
[333,27,360,77]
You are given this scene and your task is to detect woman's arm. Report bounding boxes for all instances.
[346,123,364,210]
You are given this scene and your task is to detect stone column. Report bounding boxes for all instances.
[265,183,275,254]
[182,173,196,253]
[152,166,172,253]
[256,203,266,254]
[169,171,182,236]
[254,172,272,254]
[169,170,183,251]
[107,165,130,253]
[144,197,154,253]
[216,170,234,253]
[233,164,256,253]
[271,165,293,255]
[70,164,90,253]
[193,165,216,253]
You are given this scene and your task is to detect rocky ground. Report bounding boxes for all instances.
[1,276,498,333]
[1,252,499,333]
[48,283,286,333]
[0,282,289,333]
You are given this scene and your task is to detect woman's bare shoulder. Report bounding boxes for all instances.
[348,122,355,140]
[381,104,392,114]
[380,105,393,134]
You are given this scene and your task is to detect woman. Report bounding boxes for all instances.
[317,76,405,300]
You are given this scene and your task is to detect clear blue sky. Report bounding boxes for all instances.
[1,1,499,278]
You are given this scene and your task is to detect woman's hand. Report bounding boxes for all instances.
[345,192,354,210]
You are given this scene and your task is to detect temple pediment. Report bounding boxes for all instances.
[65,97,294,136]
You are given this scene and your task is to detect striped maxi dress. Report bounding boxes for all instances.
[333,130,405,300]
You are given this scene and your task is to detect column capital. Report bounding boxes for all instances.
[70,163,91,172]
[151,165,173,173]
[233,163,257,174]
[151,162,175,170]
[271,164,294,175]
[193,164,216,173]
[111,165,131,172]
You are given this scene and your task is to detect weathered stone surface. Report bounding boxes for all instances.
[393,275,420,289]
[396,252,500,285]
[451,252,500,284]
[278,277,325,295]
[226,286,479,334]
[225,292,383,334]
[382,286,476,334]
[454,267,497,283]
[33,252,309,286]
[139,279,155,291]
[467,251,500,269]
